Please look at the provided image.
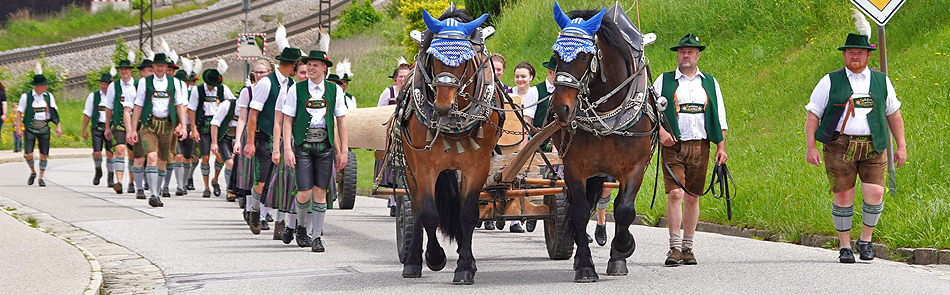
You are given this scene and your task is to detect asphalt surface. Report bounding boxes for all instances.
[2,156,950,294]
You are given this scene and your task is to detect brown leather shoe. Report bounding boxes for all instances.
[249,211,262,235]
[273,220,285,240]
[681,248,697,265]
[665,247,682,266]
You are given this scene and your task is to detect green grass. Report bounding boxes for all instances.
[25,214,38,228]
[1,98,88,150]
[0,0,219,51]
[490,0,950,249]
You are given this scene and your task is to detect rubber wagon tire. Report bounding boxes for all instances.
[544,193,574,260]
[396,195,413,263]
[337,151,358,209]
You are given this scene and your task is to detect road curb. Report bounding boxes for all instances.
[0,151,91,165]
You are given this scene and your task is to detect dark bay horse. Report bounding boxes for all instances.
[395,7,502,285]
[547,3,659,282]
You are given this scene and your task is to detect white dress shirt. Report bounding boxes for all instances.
[83,90,109,123]
[523,79,555,120]
[281,79,348,128]
[377,86,398,107]
[249,71,290,111]
[652,68,728,141]
[211,100,240,128]
[18,90,58,121]
[134,74,187,117]
[104,77,137,111]
[804,67,900,136]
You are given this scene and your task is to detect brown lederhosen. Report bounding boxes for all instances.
[661,139,710,194]
[139,116,177,162]
[822,132,886,193]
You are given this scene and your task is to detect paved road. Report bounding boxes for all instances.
[3,157,950,294]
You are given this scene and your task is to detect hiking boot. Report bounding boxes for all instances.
[28,173,36,185]
[665,247,683,266]
[475,221,482,228]
[856,240,875,261]
[127,183,135,193]
[249,211,261,235]
[595,224,607,246]
[38,179,46,187]
[136,190,146,199]
[212,182,221,196]
[525,220,537,232]
[839,248,856,263]
[94,167,102,185]
[483,221,495,230]
[113,182,123,194]
[148,196,163,207]
[681,248,697,265]
[311,237,325,252]
[497,221,506,231]
[295,226,311,247]
[282,225,295,244]
[186,178,195,190]
[176,188,187,196]
[509,222,525,233]
[273,220,285,240]
[106,172,115,187]
[202,189,211,198]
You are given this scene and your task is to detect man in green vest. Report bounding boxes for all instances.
[128,53,190,207]
[523,55,557,130]
[804,33,906,264]
[653,33,728,266]
[125,58,155,198]
[189,65,235,198]
[15,71,63,187]
[82,72,116,187]
[104,57,138,194]
[280,50,349,252]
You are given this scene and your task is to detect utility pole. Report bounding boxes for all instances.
[244,0,252,82]
[139,0,154,55]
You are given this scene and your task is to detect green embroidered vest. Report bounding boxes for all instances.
[217,98,239,141]
[814,68,889,153]
[22,92,60,128]
[660,71,724,144]
[91,91,105,130]
[292,80,338,146]
[140,75,178,126]
[258,73,293,139]
[111,79,138,127]
[532,82,551,128]
[196,84,225,131]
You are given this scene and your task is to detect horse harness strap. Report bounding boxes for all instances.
[661,159,737,220]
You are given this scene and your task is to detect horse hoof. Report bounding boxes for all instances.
[402,264,422,278]
[610,235,636,259]
[606,258,628,276]
[574,267,598,283]
[425,249,447,271]
[452,270,475,285]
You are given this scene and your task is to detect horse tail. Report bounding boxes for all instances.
[435,170,463,242]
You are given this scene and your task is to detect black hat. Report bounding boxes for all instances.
[174,70,188,81]
[202,69,224,87]
[837,33,876,51]
[30,74,50,86]
[301,50,333,67]
[152,53,171,65]
[341,73,351,81]
[137,59,154,70]
[169,61,180,69]
[275,47,303,62]
[670,33,706,52]
[327,73,341,83]
[117,59,135,69]
[542,54,557,71]
[97,73,113,83]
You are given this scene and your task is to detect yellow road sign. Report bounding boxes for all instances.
[850,0,905,26]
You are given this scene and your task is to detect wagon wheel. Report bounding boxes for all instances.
[396,194,413,263]
[544,192,574,260]
[337,151,358,209]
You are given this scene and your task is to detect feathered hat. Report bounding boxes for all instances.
[274,23,302,62]
[839,8,875,51]
[335,58,353,81]
[301,28,332,67]
[99,66,116,83]
[388,56,409,78]
[30,60,50,86]
[139,47,156,69]
[202,58,228,87]
[117,48,136,69]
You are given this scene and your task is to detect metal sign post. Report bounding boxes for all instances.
[243,0,252,83]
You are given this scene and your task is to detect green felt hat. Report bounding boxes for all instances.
[174,70,188,81]
[670,33,706,52]
[301,50,333,67]
[116,59,135,69]
[137,59,153,70]
[97,73,113,83]
[202,69,224,87]
[152,53,171,65]
[30,74,50,86]
[275,47,303,62]
[837,33,876,51]
[341,73,351,81]
[541,54,557,71]
[168,61,180,69]
[327,73,341,83]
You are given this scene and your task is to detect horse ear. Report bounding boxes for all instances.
[459,14,489,36]
[583,8,607,34]
[422,9,443,34]
[553,1,571,30]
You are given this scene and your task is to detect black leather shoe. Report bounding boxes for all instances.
[311,237,325,252]
[136,190,146,199]
[176,188,186,196]
[497,221,506,231]
[162,187,171,198]
[525,220,536,232]
[202,189,211,198]
[249,211,262,235]
[107,172,115,187]
[475,221,482,228]
[587,233,593,243]
[261,220,270,231]
[295,226,311,247]
[389,206,397,217]
[243,211,250,224]
[282,226,295,244]
[483,221,495,230]
[38,179,46,187]
[94,167,102,185]
[839,248,856,263]
[186,178,195,190]
[28,173,36,185]
[127,183,135,193]
[148,196,163,207]
[273,220,285,240]
[143,182,149,191]
[212,182,221,196]
[856,240,875,261]
[113,182,123,194]
[509,222,525,233]
[265,213,273,222]
[595,224,607,246]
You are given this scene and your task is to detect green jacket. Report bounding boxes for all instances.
[814,68,889,153]
[292,80,338,147]
[659,71,724,144]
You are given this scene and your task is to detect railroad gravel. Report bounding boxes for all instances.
[1,0,333,86]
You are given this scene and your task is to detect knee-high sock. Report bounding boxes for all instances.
[214,161,224,172]
[201,164,211,176]
[145,166,160,197]
[174,162,185,188]
[188,162,198,179]
[260,206,270,221]
[296,200,309,230]
[245,196,253,212]
[832,204,854,232]
[114,157,125,172]
[161,166,171,188]
[133,166,145,190]
[94,157,103,170]
[39,160,48,171]
[223,168,232,186]
[286,212,297,228]
[106,159,115,173]
[389,195,396,207]
[250,189,262,211]
[862,201,883,228]
[26,158,34,169]
[311,202,327,238]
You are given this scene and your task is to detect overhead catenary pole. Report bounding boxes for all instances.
[244,0,251,83]
[877,25,897,196]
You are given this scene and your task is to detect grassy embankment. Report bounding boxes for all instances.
[490,0,949,250]
[0,0,220,51]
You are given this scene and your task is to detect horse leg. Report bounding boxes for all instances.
[567,175,597,283]
[607,166,647,275]
[422,191,446,272]
[452,170,484,285]
[426,171,460,272]
[402,171,437,278]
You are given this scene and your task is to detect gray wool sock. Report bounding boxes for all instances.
[832,204,854,232]
[133,166,145,190]
[161,166,171,188]
[214,161,224,172]
[250,190,262,211]
[26,158,34,169]
[224,168,232,185]
[296,200,309,228]
[311,202,327,237]
[114,157,125,172]
[39,160,48,171]
[94,157,103,169]
[862,201,884,228]
[145,166,160,197]
[669,232,682,250]
[174,162,185,189]
[287,212,297,228]
[106,158,115,173]
[201,163,211,176]
[683,234,695,250]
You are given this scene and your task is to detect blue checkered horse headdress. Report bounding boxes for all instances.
[423,9,489,67]
[551,2,605,63]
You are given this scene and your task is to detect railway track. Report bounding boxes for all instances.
[64,0,351,88]
[0,0,282,65]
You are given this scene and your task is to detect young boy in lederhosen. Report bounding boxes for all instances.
[104,57,138,194]
[16,71,63,187]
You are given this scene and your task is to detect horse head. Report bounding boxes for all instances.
[549,2,607,127]
[422,9,489,117]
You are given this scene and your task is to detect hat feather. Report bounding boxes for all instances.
[169,49,179,63]
[216,59,228,74]
[851,8,872,41]
[181,57,193,74]
[159,37,170,54]
[143,47,155,60]
[318,28,330,52]
[275,24,289,52]
[335,58,352,77]
[193,57,203,76]
[396,56,408,67]
[34,60,43,75]
[127,48,136,62]
[109,66,117,77]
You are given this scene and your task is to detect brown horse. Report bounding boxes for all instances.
[394,7,502,285]
[547,3,659,282]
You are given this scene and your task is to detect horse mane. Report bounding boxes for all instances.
[438,9,474,22]
[567,10,632,68]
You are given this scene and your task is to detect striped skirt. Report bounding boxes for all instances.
[265,154,297,212]
[233,133,257,195]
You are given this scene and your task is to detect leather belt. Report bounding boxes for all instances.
[304,128,328,143]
